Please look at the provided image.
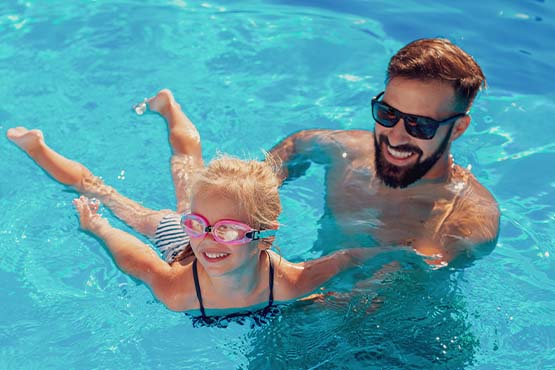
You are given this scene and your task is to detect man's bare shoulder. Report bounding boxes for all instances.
[314,129,374,156]
[328,129,374,143]
[415,171,499,264]
[445,167,500,244]
[459,168,499,214]
[296,128,372,142]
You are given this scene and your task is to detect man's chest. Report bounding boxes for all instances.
[324,164,456,243]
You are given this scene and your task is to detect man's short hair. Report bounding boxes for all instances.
[386,38,486,111]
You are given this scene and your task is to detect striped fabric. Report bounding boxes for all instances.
[154,213,190,263]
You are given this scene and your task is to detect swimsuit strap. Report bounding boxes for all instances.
[192,259,207,318]
[266,250,274,307]
[193,252,274,319]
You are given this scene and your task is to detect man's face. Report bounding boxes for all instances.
[373,78,462,188]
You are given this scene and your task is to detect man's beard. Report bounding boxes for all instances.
[374,127,453,189]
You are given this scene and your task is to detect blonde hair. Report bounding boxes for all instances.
[191,154,282,231]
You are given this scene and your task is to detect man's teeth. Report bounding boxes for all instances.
[205,252,229,259]
[387,146,414,159]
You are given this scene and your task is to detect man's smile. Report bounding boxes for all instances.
[381,139,421,167]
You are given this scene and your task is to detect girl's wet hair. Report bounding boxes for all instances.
[191,154,282,232]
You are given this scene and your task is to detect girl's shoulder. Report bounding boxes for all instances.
[267,250,307,301]
[152,258,197,311]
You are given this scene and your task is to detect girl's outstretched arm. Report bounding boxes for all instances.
[73,196,171,287]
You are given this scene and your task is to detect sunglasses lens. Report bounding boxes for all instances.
[406,117,439,140]
[373,104,439,140]
[372,95,452,140]
[373,102,398,127]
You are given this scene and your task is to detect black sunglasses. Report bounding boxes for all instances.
[371,92,467,140]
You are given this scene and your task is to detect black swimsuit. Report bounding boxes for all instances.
[190,251,278,328]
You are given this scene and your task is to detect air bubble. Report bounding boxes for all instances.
[133,99,147,115]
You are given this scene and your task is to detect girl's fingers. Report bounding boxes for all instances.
[73,197,91,224]
[88,198,100,213]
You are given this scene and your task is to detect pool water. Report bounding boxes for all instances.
[1,0,554,369]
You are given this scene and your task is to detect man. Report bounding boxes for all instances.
[269,38,499,267]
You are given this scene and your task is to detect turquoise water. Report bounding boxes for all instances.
[1,0,554,369]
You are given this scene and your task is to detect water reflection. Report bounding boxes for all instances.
[246,267,478,369]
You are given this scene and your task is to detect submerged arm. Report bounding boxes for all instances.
[284,246,402,299]
[268,129,341,183]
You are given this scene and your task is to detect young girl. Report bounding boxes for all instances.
[7,90,397,321]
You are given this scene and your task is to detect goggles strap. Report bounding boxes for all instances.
[246,231,258,240]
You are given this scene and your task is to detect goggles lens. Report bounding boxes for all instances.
[181,213,261,245]
[371,92,465,140]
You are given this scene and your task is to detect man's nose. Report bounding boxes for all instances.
[386,118,411,146]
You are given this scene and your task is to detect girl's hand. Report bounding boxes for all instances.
[73,196,110,234]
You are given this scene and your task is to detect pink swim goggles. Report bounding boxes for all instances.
[181,213,276,245]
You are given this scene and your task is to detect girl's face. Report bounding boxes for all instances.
[188,191,261,277]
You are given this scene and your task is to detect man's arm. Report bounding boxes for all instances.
[268,129,342,183]
[415,193,500,267]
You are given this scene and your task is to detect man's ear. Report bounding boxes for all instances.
[450,115,471,141]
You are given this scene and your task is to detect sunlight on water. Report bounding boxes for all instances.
[1,0,554,369]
